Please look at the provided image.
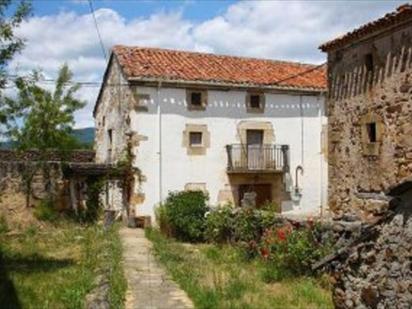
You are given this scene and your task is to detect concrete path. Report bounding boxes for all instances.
[120,227,194,309]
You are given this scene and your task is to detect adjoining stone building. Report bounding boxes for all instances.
[320,4,412,219]
[317,4,412,308]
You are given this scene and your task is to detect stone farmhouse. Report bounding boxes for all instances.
[317,4,412,308]
[93,47,327,221]
[320,3,412,219]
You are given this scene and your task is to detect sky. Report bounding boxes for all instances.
[6,0,408,128]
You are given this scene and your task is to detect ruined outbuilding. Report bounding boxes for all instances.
[0,149,127,225]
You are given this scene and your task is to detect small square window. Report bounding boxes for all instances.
[366,122,377,143]
[191,92,202,106]
[250,95,261,109]
[189,132,203,146]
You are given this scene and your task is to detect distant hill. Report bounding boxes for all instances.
[0,127,95,149]
[72,127,95,146]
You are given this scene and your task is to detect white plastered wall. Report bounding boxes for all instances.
[128,86,328,219]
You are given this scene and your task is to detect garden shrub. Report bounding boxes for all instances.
[34,198,59,221]
[259,209,284,232]
[232,208,262,243]
[204,206,285,245]
[261,201,280,213]
[204,204,234,243]
[161,190,209,242]
[257,224,332,280]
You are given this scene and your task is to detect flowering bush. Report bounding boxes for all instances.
[204,205,284,244]
[257,223,331,280]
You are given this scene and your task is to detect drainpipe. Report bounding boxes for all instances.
[299,95,304,166]
[157,81,163,204]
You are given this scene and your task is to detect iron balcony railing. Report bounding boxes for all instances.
[226,144,290,173]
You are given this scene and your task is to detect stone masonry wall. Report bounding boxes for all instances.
[327,23,412,217]
[324,11,412,308]
[94,55,145,219]
[0,150,95,221]
[331,188,412,309]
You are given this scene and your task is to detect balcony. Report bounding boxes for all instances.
[226,144,289,173]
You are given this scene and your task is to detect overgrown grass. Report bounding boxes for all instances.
[0,221,126,308]
[146,228,333,309]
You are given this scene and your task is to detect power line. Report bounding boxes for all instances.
[274,62,326,85]
[3,61,327,88]
[88,0,108,62]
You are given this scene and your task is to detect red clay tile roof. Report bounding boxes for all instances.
[320,4,412,52]
[113,46,326,91]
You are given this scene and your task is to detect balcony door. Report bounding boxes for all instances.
[246,130,264,170]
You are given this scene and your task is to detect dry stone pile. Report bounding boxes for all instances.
[320,186,412,309]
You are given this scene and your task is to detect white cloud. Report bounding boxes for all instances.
[7,0,406,127]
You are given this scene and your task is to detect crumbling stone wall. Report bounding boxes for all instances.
[331,188,412,308]
[327,22,412,217]
[0,150,95,212]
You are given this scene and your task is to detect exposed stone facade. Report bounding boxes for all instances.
[94,56,145,218]
[325,11,412,217]
[319,5,412,308]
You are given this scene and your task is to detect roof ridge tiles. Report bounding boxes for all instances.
[112,45,319,68]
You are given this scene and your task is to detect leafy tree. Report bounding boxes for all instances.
[4,64,86,151]
[0,0,31,124]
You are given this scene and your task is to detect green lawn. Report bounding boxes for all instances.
[147,228,333,309]
[0,221,126,309]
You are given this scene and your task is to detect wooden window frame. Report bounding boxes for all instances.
[186,89,208,111]
[189,131,203,147]
[246,92,265,113]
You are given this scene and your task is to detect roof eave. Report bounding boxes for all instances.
[127,77,326,94]
[319,5,412,53]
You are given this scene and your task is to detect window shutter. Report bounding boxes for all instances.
[260,94,266,109]
[246,93,251,108]
[202,90,208,107]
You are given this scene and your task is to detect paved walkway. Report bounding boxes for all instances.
[120,227,194,309]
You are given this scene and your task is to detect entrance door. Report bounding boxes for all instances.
[239,184,272,208]
[246,130,264,169]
